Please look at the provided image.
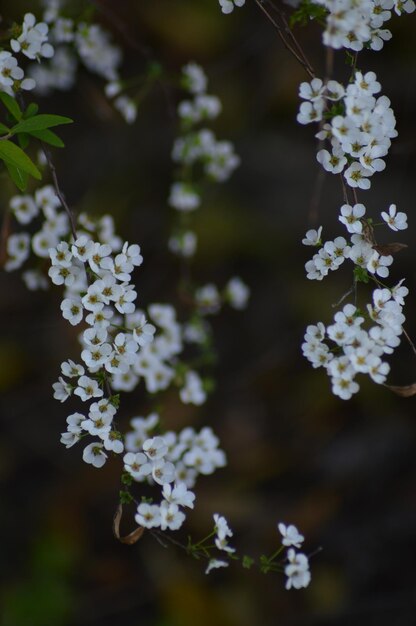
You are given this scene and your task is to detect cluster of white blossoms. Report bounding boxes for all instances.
[167,64,249,326]
[61,405,226,532]
[295,0,415,400]
[206,518,312,589]
[298,70,397,190]
[10,12,54,60]
[0,13,52,95]
[314,0,415,51]
[169,63,240,231]
[278,523,311,590]
[205,514,236,574]
[193,278,250,317]
[302,201,409,399]
[23,0,137,124]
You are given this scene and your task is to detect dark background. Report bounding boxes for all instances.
[1,1,416,625]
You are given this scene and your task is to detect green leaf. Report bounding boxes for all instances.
[11,114,73,134]
[4,162,28,191]
[0,122,10,135]
[0,92,22,121]
[353,266,370,284]
[0,140,41,179]
[242,555,255,569]
[29,128,65,148]
[24,102,39,118]
[17,132,30,150]
[289,0,327,27]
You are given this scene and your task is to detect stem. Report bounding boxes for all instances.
[42,145,78,242]
[0,209,11,267]
[402,328,416,358]
[252,0,315,79]
[265,544,285,563]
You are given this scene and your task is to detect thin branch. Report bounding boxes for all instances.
[252,0,315,79]
[0,208,11,266]
[266,0,315,76]
[88,0,152,58]
[41,145,78,241]
[332,283,355,308]
[402,328,416,358]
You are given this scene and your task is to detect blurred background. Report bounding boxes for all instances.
[1,1,416,625]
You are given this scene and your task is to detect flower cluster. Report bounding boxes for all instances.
[278,523,311,590]
[315,0,415,51]
[302,201,408,399]
[298,71,397,190]
[0,13,51,94]
[22,0,137,123]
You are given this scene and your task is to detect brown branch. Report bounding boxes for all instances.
[266,0,315,76]
[41,145,78,241]
[0,208,11,267]
[252,0,315,79]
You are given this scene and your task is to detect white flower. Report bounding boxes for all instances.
[278,523,305,548]
[52,377,72,402]
[114,95,137,124]
[367,251,393,278]
[317,148,347,174]
[132,315,156,346]
[135,503,161,528]
[381,204,407,231]
[205,559,229,574]
[162,482,196,509]
[152,460,176,485]
[60,297,83,325]
[10,13,54,60]
[182,62,207,95]
[218,0,245,14]
[344,162,372,189]
[74,375,103,401]
[225,277,250,310]
[339,203,366,234]
[180,371,207,406]
[302,227,322,246]
[285,549,311,590]
[143,436,168,461]
[123,452,152,480]
[82,442,107,468]
[168,183,200,212]
[9,195,39,224]
[195,284,221,314]
[160,501,186,531]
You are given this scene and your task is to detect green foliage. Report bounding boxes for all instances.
[0,139,41,180]
[242,555,255,569]
[0,95,73,189]
[0,91,22,121]
[354,266,370,283]
[289,0,327,28]
[119,489,134,504]
[29,128,66,148]
[11,113,73,134]
[4,162,29,192]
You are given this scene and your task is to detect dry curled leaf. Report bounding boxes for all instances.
[113,503,145,544]
[362,220,375,245]
[373,242,408,256]
[385,383,416,397]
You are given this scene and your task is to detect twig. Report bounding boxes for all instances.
[41,145,78,241]
[332,284,355,308]
[88,0,152,58]
[252,0,315,79]
[266,0,315,76]
[402,328,416,358]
